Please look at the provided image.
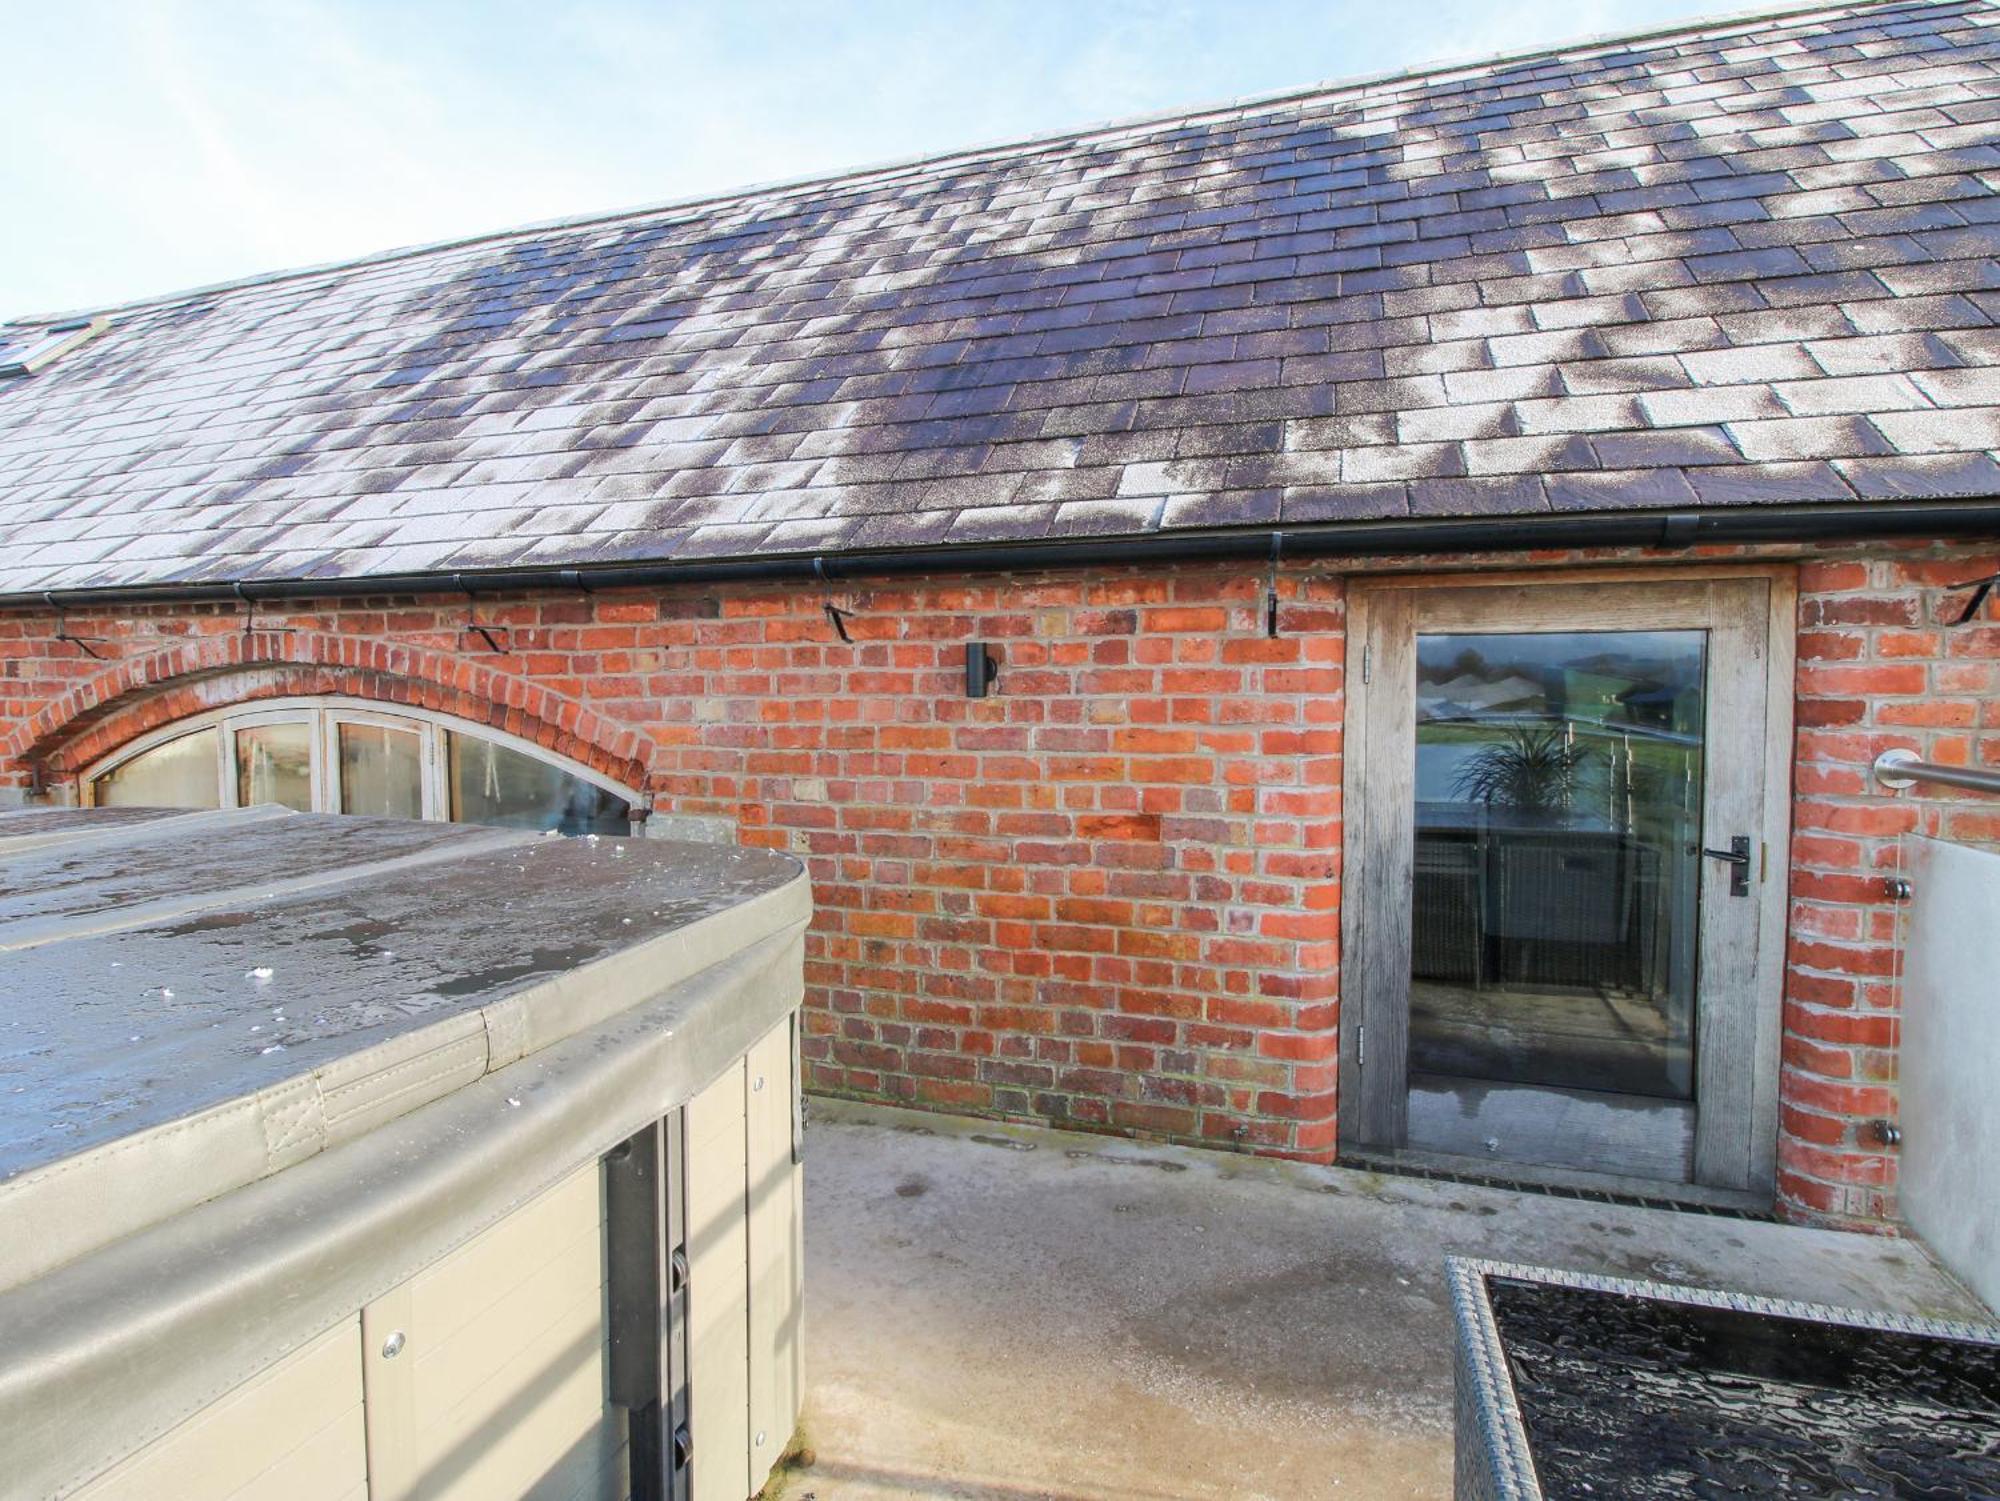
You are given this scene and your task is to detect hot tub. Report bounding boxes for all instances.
[0,806,811,1501]
[1450,1257,2000,1499]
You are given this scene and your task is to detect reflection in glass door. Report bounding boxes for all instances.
[1411,631,1706,1103]
[1342,576,1791,1198]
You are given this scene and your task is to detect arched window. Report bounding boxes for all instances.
[84,698,639,836]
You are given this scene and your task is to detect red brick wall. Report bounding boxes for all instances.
[3,542,1996,1229]
[0,568,1348,1162]
[618,566,1344,1155]
[700,569,1347,1154]
[1785,549,2000,1227]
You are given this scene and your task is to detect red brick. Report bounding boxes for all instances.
[1796,663,1928,697]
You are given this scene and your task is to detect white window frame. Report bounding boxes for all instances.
[320,704,441,821]
[81,696,640,828]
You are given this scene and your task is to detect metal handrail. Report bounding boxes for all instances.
[1873,748,2000,795]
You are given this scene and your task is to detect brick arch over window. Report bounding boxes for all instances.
[7,631,654,793]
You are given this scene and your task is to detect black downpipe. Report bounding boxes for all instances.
[10,500,2000,611]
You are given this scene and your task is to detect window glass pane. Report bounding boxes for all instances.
[338,722,424,820]
[93,729,221,809]
[1410,630,1707,1103]
[448,732,632,835]
[235,722,313,810]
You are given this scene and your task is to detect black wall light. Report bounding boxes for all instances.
[965,642,1000,697]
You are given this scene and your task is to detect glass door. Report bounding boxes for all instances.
[1342,575,1792,1196]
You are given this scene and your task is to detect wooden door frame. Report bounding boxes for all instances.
[1338,564,1797,1198]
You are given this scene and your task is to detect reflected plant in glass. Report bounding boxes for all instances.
[1450,724,1591,817]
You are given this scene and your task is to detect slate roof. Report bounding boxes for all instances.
[3,0,2000,596]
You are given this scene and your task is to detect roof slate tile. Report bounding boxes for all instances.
[1590,426,1745,466]
[1424,364,1568,406]
[1835,448,2000,496]
[1640,383,1790,425]
[1870,405,2000,450]
[1162,488,1284,528]
[1680,342,1825,384]
[1909,365,2000,403]
[1789,372,1940,419]
[1685,459,1852,504]
[1545,466,1701,510]
[1726,412,1896,459]
[1279,481,1410,522]
[1844,289,1995,331]
[1462,433,1600,475]
[1395,401,1522,443]
[1341,441,1466,482]
[1406,473,1549,516]
[1513,394,1647,433]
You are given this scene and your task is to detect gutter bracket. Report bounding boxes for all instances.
[233,582,294,639]
[453,574,510,654]
[814,557,854,644]
[43,593,108,660]
[1946,570,2000,626]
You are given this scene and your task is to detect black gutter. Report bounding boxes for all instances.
[11,499,2000,610]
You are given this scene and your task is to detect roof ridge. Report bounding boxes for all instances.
[4,0,1918,325]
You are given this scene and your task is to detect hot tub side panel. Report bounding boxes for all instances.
[358,1163,623,1501]
[68,1321,367,1501]
[57,1012,806,1501]
[747,1017,807,1493]
[686,1015,808,1501]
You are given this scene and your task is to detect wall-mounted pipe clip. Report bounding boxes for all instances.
[1265,532,1284,638]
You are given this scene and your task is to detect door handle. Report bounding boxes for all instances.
[1702,836,1752,897]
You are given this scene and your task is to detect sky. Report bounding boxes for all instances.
[8,0,1726,317]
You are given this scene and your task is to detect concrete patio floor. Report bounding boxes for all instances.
[768,1099,1989,1501]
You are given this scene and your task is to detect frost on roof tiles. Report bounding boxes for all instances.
[2,0,1999,596]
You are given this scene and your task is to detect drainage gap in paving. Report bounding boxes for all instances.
[1337,1152,1777,1222]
